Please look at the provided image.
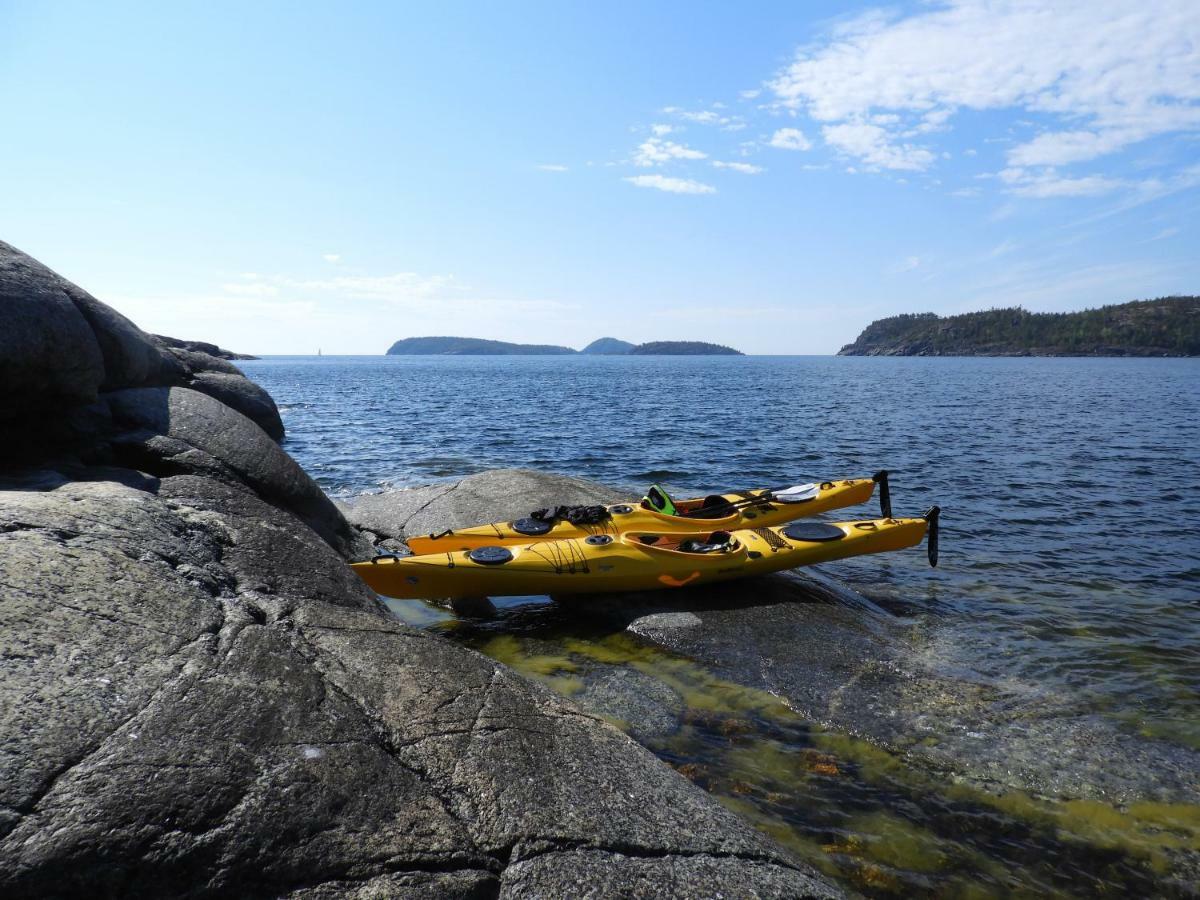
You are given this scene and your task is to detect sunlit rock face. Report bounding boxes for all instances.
[0,241,840,899]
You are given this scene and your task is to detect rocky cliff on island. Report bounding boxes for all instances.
[0,240,836,898]
[838,297,1200,357]
[628,341,743,356]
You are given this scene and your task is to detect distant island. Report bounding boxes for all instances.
[386,336,744,355]
[386,336,576,355]
[838,297,1199,357]
[581,337,636,354]
[629,341,743,356]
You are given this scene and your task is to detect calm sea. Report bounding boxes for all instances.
[241,354,1200,895]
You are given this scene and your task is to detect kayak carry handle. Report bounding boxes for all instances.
[873,470,892,518]
[924,505,940,567]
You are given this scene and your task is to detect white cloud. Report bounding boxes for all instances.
[739,89,761,100]
[536,163,569,172]
[222,282,280,297]
[663,106,746,131]
[632,138,708,167]
[712,160,764,174]
[322,254,340,263]
[767,127,812,151]
[650,123,676,136]
[768,0,1200,175]
[624,175,717,194]
[997,167,1123,197]
[822,122,933,170]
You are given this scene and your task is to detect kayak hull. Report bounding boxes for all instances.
[352,514,927,600]
[403,477,877,556]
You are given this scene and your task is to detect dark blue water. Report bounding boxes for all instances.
[240,354,1200,895]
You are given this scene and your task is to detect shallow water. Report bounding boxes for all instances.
[242,354,1200,895]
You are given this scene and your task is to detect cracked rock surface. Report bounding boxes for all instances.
[0,240,840,898]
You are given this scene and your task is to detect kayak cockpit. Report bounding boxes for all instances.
[622,530,745,556]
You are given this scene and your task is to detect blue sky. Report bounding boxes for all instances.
[1,0,1197,354]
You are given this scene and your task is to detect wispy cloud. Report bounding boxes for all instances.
[712,160,764,174]
[888,255,922,274]
[624,175,717,195]
[663,105,747,131]
[767,127,812,151]
[997,167,1123,198]
[322,253,341,263]
[1142,226,1181,243]
[222,282,280,297]
[632,138,708,167]
[536,163,569,172]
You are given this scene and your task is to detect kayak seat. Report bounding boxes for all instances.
[687,495,735,519]
[678,531,734,554]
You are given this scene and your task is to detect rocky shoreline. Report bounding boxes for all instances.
[340,472,1200,811]
[0,241,837,898]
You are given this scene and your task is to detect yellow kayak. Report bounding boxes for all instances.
[404,473,889,556]
[353,507,938,600]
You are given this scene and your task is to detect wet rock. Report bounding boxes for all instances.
[628,612,703,640]
[624,575,1200,809]
[341,467,624,544]
[501,850,840,899]
[575,667,685,740]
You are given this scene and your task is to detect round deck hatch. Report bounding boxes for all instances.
[781,522,845,542]
[469,546,514,565]
[511,517,553,536]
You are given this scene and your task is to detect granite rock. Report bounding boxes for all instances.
[0,242,840,898]
[340,468,625,544]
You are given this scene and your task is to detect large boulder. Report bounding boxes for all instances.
[0,469,837,898]
[0,243,105,417]
[0,240,282,447]
[341,468,625,544]
[153,333,258,361]
[106,386,360,558]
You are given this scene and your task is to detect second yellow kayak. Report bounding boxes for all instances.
[404,474,886,555]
